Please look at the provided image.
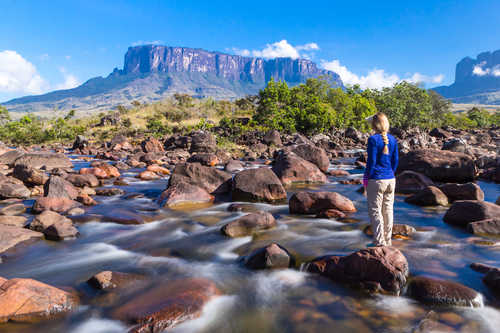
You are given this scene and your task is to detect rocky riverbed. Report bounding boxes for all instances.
[0,127,499,332]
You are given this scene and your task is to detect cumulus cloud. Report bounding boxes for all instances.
[0,50,48,94]
[321,59,444,90]
[473,62,500,77]
[55,67,79,90]
[131,40,164,46]
[233,40,320,59]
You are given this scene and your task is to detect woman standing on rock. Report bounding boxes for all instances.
[363,112,399,246]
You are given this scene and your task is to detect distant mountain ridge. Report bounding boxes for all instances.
[433,49,500,104]
[2,45,343,114]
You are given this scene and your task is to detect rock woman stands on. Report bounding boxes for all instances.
[363,112,399,246]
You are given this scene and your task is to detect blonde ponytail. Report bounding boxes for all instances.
[382,132,389,155]
[371,112,390,155]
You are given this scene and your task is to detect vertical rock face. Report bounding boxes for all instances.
[433,49,500,103]
[123,45,342,85]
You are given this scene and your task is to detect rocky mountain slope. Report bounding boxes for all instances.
[2,45,342,114]
[433,49,500,104]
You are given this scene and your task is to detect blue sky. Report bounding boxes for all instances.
[1,0,499,102]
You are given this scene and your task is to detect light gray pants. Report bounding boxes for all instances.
[367,178,396,246]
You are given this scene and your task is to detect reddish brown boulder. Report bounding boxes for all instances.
[328,169,350,177]
[0,225,43,254]
[87,271,144,290]
[30,210,79,240]
[397,149,475,183]
[291,144,330,173]
[13,164,48,186]
[13,153,73,170]
[77,193,97,206]
[66,174,99,188]
[112,278,220,333]
[443,200,500,227]
[483,268,500,296]
[232,168,287,203]
[289,191,356,215]
[272,152,327,185]
[306,246,409,294]
[44,175,79,200]
[158,183,214,208]
[95,188,125,196]
[169,162,232,194]
[187,153,219,166]
[396,171,435,194]
[405,186,449,206]
[467,218,500,235]
[221,211,276,237]
[190,131,216,153]
[141,137,164,153]
[407,276,482,307]
[146,164,170,175]
[0,183,31,199]
[0,203,26,216]
[243,243,295,270]
[0,278,78,323]
[137,171,161,180]
[80,163,120,179]
[315,209,346,219]
[32,197,80,213]
[439,182,484,202]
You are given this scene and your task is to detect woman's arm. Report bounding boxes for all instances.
[363,136,377,184]
[391,139,399,174]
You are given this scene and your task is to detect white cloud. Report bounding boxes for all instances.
[0,50,48,94]
[233,40,320,59]
[131,40,164,47]
[55,67,79,90]
[321,59,444,89]
[473,62,500,77]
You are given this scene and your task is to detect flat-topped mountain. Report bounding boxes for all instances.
[433,49,500,104]
[2,45,342,114]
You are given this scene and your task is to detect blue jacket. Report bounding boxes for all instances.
[364,133,399,180]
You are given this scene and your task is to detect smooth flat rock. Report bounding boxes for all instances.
[0,225,43,254]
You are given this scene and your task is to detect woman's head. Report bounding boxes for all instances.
[371,112,390,134]
[371,112,390,155]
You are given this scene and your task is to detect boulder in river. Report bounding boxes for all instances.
[32,197,80,214]
[243,243,295,270]
[13,153,73,170]
[190,131,216,153]
[30,210,79,241]
[141,137,164,153]
[467,218,500,235]
[289,191,356,215]
[405,186,449,207]
[305,246,409,294]
[0,183,31,200]
[13,164,48,186]
[158,183,214,208]
[483,268,500,297]
[169,162,232,194]
[0,203,26,216]
[443,200,500,228]
[0,277,79,323]
[291,144,330,173]
[225,160,245,173]
[66,174,99,188]
[232,167,287,203]
[43,175,79,200]
[272,152,327,185]
[396,171,435,194]
[111,278,220,333]
[187,153,219,166]
[221,211,276,237]
[439,182,484,202]
[0,149,25,166]
[397,149,475,183]
[87,271,144,291]
[407,276,482,307]
[0,225,43,255]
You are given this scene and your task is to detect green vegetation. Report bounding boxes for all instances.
[0,78,498,146]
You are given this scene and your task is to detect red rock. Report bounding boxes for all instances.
[232,167,287,203]
[243,243,295,270]
[137,171,161,180]
[291,144,330,172]
[112,278,220,333]
[32,197,80,213]
[146,164,170,175]
[396,171,435,194]
[289,191,356,215]
[439,182,484,202]
[0,225,43,254]
[272,152,327,185]
[141,137,164,153]
[0,278,78,323]
[66,174,99,187]
[443,200,500,227]
[187,153,219,166]
[87,271,144,290]
[405,186,449,206]
[306,246,409,294]
[328,169,350,177]
[169,162,232,194]
[221,211,276,237]
[316,209,346,219]
[158,183,214,208]
[77,194,97,206]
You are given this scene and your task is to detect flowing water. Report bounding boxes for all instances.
[1,156,500,332]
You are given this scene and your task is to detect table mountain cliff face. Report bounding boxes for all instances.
[3,45,342,114]
[433,49,500,105]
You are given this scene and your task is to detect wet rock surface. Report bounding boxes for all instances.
[443,200,500,227]
[306,246,409,294]
[289,191,356,214]
[243,243,295,270]
[221,211,276,237]
[232,167,287,203]
[272,151,327,185]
